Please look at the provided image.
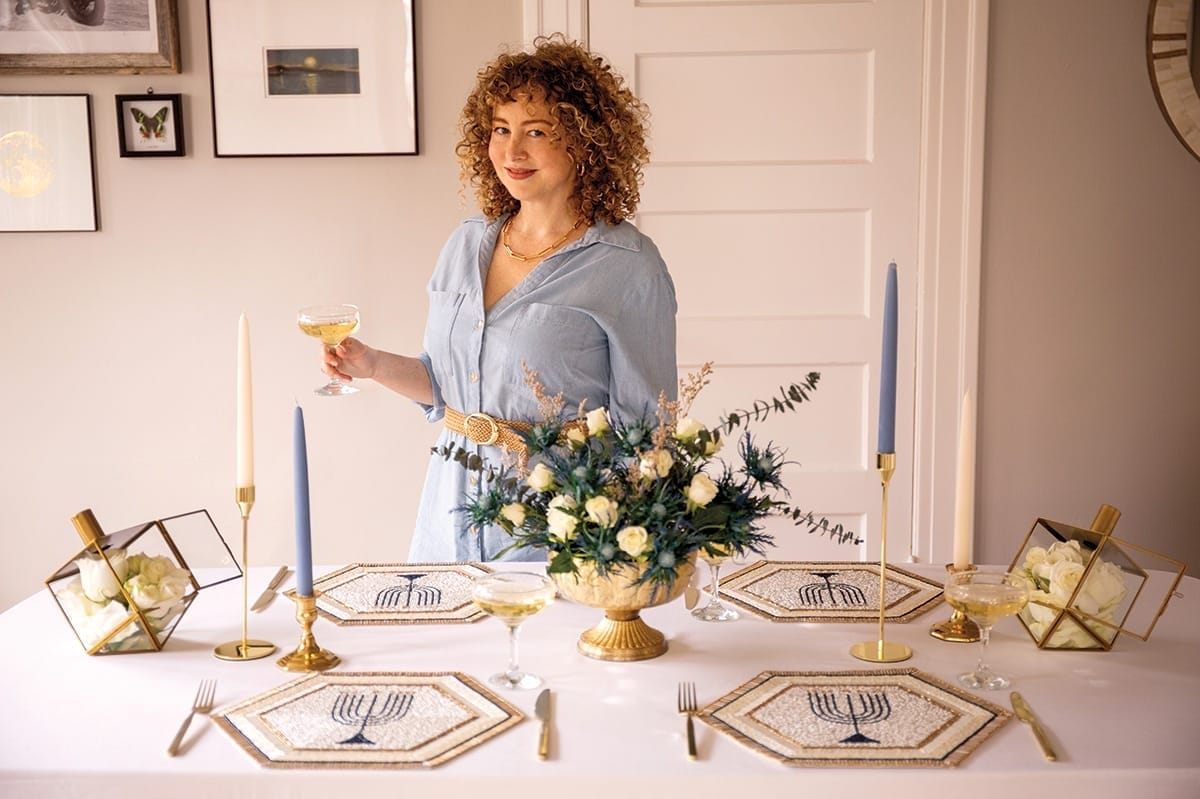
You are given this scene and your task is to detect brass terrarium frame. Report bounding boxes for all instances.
[45,508,240,655]
[1006,505,1186,651]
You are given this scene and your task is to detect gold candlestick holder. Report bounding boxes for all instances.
[277,592,339,672]
[214,486,277,661]
[851,452,914,663]
[929,563,981,642]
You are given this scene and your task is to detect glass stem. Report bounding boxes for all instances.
[505,623,522,679]
[707,562,723,607]
[976,624,992,676]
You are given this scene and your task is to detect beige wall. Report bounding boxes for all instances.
[3,0,1196,615]
[0,0,522,611]
[976,0,1200,574]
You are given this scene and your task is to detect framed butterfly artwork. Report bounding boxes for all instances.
[116,92,183,157]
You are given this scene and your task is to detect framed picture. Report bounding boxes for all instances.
[0,0,180,75]
[206,0,418,157]
[0,93,98,232]
[116,92,183,156]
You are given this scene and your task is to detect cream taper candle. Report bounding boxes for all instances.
[952,390,974,569]
[236,313,254,488]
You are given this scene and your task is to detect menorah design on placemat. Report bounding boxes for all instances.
[332,691,414,745]
[798,572,869,607]
[807,691,891,744]
[375,574,442,609]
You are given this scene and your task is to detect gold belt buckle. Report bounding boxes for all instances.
[463,412,501,446]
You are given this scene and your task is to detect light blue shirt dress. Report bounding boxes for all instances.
[409,214,678,562]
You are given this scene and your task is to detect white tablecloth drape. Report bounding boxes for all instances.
[2,563,1197,798]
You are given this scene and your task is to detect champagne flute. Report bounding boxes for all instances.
[471,572,556,690]
[943,569,1030,690]
[298,304,360,396]
[692,543,739,622]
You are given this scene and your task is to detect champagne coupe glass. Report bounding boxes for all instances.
[471,572,556,690]
[692,544,739,622]
[943,569,1030,690]
[298,304,360,396]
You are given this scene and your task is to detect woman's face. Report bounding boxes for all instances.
[488,94,576,211]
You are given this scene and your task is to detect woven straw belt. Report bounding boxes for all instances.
[443,406,586,455]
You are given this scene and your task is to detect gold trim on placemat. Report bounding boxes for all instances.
[699,669,1010,768]
[718,561,944,623]
[214,671,524,769]
[285,562,494,626]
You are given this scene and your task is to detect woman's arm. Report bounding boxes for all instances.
[322,337,434,406]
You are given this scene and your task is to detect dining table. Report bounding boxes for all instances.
[1,561,1197,799]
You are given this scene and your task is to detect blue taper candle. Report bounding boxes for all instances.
[293,404,314,596]
[878,262,898,454]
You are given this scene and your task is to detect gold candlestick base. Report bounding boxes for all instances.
[277,593,339,672]
[215,486,277,661]
[930,563,981,642]
[851,452,913,664]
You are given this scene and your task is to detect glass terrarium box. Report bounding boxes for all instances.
[45,509,240,655]
[1007,514,1186,651]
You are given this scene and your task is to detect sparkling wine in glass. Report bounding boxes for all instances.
[471,572,556,690]
[298,304,360,396]
[692,544,739,622]
[943,569,1030,690]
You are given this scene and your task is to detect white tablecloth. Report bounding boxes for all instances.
[2,563,1197,798]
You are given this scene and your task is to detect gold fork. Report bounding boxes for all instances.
[167,680,217,756]
[677,681,698,760]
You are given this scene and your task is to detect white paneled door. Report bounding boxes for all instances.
[589,1,924,561]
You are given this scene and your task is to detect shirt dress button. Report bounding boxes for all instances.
[470,372,479,383]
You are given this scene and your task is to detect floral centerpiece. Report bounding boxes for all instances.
[1016,539,1129,649]
[443,363,859,660]
[55,548,193,652]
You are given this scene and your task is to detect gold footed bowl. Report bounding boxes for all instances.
[550,557,695,662]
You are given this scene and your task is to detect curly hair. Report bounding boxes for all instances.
[456,36,650,226]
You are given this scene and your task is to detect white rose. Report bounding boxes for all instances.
[674,417,704,442]
[1023,546,1048,570]
[639,449,674,480]
[76,549,129,603]
[126,571,188,612]
[616,525,650,557]
[703,436,723,456]
[585,496,619,527]
[1048,560,1085,606]
[585,407,610,436]
[566,427,587,448]
[1078,559,1127,616]
[526,462,556,492]
[686,473,718,507]
[1046,617,1098,648]
[1046,540,1083,565]
[500,503,527,528]
[547,495,579,539]
[56,578,139,649]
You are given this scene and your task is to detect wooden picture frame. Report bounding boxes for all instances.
[206,0,418,157]
[116,92,183,157]
[0,93,98,232]
[0,0,180,75]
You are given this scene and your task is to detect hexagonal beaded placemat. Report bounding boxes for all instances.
[718,561,944,623]
[700,669,1010,767]
[294,562,493,625]
[215,671,524,768]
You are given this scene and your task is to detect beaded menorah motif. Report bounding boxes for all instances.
[332,691,414,745]
[807,691,891,744]
[375,574,442,609]
[798,572,868,607]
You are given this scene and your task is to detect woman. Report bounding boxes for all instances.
[324,36,678,562]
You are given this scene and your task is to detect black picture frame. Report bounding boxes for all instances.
[116,92,184,157]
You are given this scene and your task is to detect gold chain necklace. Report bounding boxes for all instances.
[501,216,584,262]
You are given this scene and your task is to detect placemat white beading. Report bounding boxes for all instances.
[298,562,493,625]
[718,560,943,622]
[700,669,1009,768]
[214,671,523,769]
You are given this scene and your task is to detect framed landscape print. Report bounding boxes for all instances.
[0,94,98,232]
[116,92,184,156]
[206,0,418,157]
[0,0,180,75]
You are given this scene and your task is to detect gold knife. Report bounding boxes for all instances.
[534,688,552,760]
[1010,691,1057,761]
[250,566,290,613]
